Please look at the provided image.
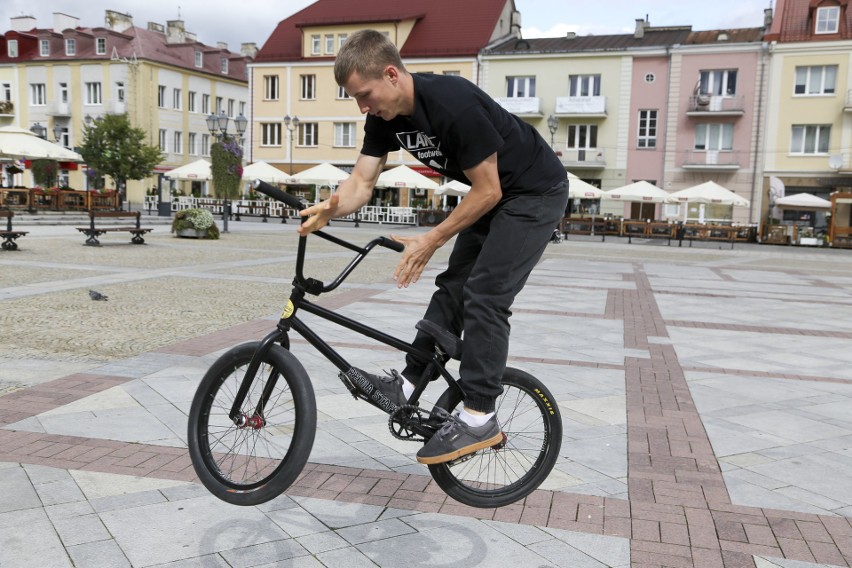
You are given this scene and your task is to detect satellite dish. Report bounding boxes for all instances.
[829,154,843,170]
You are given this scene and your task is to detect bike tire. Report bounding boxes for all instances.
[429,367,562,508]
[187,342,316,506]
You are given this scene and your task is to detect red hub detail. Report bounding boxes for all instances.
[491,431,507,451]
[238,414,265,430]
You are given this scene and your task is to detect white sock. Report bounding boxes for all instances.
[458,407,494,427]
[402,378,415,399]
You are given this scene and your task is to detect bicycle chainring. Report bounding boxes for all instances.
[388,404,428,442]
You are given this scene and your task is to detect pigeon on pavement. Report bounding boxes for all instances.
[89,290,108,301]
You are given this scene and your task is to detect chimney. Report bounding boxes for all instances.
[240,42,258,58]
[763,7,773,28]
[105,10,133,33]
[147,22,165,34]
[10,15,37,32]
[166,20,186,43]
[217,42,229,51]
[634,18,646,39]
[53,13,79,32]
[565,31,577,39]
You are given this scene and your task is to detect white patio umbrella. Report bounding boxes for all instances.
[164,158,212,181]
[242,161,289,184]
[666,181,749,207]
[0,126,83,161]
[289,162,350,186]
[774,193,831,210]
[376,164,439,190]
[602,180,669,203]
[567,173,604,199]
[435,179,470,197]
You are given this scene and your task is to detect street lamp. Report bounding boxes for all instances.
[52,123,63,145]
[547,114,558,149]
[206,110,248,233]
[283,114,300,175]
[30,122,47,140]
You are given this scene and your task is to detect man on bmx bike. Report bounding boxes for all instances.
[298,29,568,466]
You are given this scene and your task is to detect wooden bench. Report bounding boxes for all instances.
[0,210,28,251]
[76,210,153,246]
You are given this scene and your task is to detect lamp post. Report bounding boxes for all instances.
[52,123,63,145]
[547,114,558,150]
[206,110,248,233]
[30,122,47,140]
[283,114,299,175]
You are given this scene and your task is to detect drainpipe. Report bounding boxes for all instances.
[660,46,672,196]
[749,42,769,225]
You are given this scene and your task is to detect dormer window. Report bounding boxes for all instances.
[40,39,50,56]
[65,38,76,56]
[815,6,840,34]
[195,50,203,67]
[7,40,18,58]
[221,57,228,74]
[96,37,106,55]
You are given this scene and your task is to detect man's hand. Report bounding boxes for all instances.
[391,233,439,288]
[298,194,340,235]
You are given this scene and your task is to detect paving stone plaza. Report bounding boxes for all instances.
[1,218,851,567]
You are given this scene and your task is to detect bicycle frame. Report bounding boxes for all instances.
[228,229,462,428]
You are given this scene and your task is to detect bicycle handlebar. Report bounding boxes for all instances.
[253,180,305,210]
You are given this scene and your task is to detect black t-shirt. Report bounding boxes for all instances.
[360,73,565,195]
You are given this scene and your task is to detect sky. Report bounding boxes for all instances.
[1,0,773,53]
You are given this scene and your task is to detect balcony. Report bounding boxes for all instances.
[682,149,741,171]
[0,100,13,116]
[558,148,606,169]
[554,95,607,117]
[47,101,72,117]
[106,100,126,114]
[686,95,744,116]
[495,97,542,117]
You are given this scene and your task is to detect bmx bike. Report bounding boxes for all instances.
[186,181,562,508]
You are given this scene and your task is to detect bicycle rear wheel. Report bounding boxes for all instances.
[429,367,562,508]
[187,342,316,506]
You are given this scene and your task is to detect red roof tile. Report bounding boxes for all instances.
[774,0,852,40]
[256,0,514,62]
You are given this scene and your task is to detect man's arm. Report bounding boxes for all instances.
[392,152,502,287]
[298,153,387,235]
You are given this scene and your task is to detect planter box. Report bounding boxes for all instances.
[175,228,208,239]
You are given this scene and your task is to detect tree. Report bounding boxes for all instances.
[78,114,163,200]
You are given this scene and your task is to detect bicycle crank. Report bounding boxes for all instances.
[388,404,429,442]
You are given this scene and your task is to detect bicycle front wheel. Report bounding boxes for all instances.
[429,367,562,508]
[187,342,316,506]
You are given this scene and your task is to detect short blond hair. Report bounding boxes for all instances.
[334,29,407,85]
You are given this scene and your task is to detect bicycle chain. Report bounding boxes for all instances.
[388,404,429,442]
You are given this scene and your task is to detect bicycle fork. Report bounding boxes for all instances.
[227,329,287,428]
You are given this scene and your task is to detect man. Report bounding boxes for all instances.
[298,29,567,465]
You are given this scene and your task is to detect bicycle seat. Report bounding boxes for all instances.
[415,319,462,359]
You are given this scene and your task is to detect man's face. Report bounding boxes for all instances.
[343,68,403,121]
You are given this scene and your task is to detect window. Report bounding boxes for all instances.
[195,51,203,67]
[638,110,657,149]
[791,125,830,154]
[301,75,316,99]
[566,124,597,149]
[2,83,11,102]
[173,131,182,154]
[298,122,318,146]
[695,123,734,150]
[201,134,210,156]
[202,94,210,114]
[337,85,351,99]
[65,39,76,56]
[159,129,167,151]
[215,97,223,113]
[644,73,655,83]
[188,133,197,155]
[569,74,601,97]
[699,69,737,96]
[261,123,281,146]
[815,6,840,34]
[30,83,46,106]
[158,85,166,108]
[264,75,279,100]
[325,34,335,54]
[59,83,69,103]
[227,99,235,117]
[173,88,181,110]
[794,65,837,95]
[506,76,535,97]
[96,37,106,55]
[85,82,102,105]
[311,34,321,55]
[116,82,124,103]
[220,57,228,74]
[334,122,356,147]
[40,39,50,56]
[7,40,18,58]
[339,33,348,49]
[187,91,196,112]
[239,101,246,116]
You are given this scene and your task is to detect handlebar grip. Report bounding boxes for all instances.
[253,180,304,210]
[378,236,405,253]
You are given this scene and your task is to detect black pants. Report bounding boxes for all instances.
[403,180,568,412]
